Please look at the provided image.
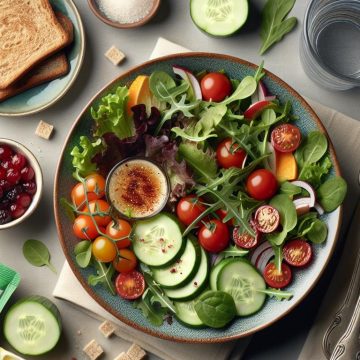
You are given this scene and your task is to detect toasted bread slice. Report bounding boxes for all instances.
[0,12,73,102]
[0,0,71,89]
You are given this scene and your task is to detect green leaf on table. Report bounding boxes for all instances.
[23,239,57,274]
[318,177,347,212]
[88,261,116,295]
[74,241,92,268]
[260,0,298,55]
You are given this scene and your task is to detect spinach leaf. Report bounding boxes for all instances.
[260,0,297,55]
[91,86,134,140]
[318,177,347,212]
[74,241,92,268]
[194,291,236,328]
[280,181,302,198]
[221,245,249,258]
[88,261,116,295]
[258,287,293,300]
[178,142,217,183]
[307,219,328,244]
[267,195,297,245]
[220,76,257,105]
[23,239,57,274]
[290,212,318,238]
[172,104,227,142]
[149,71,176,99]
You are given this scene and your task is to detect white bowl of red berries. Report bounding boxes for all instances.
[0,139,43,229]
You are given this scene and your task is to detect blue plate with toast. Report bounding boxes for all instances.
[0,0,85,117]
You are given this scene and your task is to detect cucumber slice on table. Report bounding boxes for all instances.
[133,213,186,268]
[164,247,209,301]
[217,259,266,316]
[152,236,202,289]
[174,299,204,328]
[3,296,61,355]
[190,0,249,37]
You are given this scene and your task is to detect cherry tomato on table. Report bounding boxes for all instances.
[83,199,111,227]
[200,72,232,102]
[176,195,207,226]
[216,138,247,169]
[271,124,301,153]
[113,249,137,273]
[106,219,132,248]
[92,236,117,263]
[71,173,106,208]
[246,169,278,201]
[263,262,292,288]
[115,271,145,300]
[254,205,280,233]
[73,215,99,240]
[198,219,229,253]
[233,222,260,249]
[283,239,312,267]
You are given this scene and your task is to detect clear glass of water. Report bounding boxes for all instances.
[300,0,360,90]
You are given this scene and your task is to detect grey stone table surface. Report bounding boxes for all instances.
[0,1,359,359]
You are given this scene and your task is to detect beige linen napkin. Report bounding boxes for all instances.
[54,37,360,360]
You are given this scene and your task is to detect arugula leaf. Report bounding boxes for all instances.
[220,245,249,258]
[258,287,293,300]
[260,0,298,55]
[318,177,347,212]
[172,104,227,142]
[60,197,75,221]
[272,244,283,272]
[91,86,134,140]
[267,194,297,245]
[88,260,116,296]
[70,136,103,177]
[178,142,217,183]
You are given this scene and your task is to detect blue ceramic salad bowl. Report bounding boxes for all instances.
[54,53,342,343]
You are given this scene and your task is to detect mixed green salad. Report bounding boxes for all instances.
[62,62,347,329]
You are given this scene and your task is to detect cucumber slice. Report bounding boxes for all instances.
[217,259,266,316]
[3,296,61,355]
[164,247,209,301]
[133,213,186,268]
[210,258,233,290]
[174,299,204,328]
[152,237,201,289]
[190,0,249,37]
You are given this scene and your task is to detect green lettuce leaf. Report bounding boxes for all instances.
[299,155,332,188]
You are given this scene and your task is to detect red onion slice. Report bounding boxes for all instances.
[257,248,275,273]
[250,241,272,266]
[314,202,325,215]
[291,180,316,207]
[172,66,202,100]
[293,197,312,215]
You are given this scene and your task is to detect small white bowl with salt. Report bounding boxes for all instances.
[88,0,160,29]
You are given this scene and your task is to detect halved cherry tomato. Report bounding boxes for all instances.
[176,195,207,226]
[232,222,260,249]
[113,249,137,273]
[200,72,232,102]
[283,239,312,267]
[115,271,145,300]
[84,199,111,227]
[263,262,292,288]
[106,220,132,249]
[71,174,106,208]
[254,205,280,233]
[92,236,117,263]
[73,215,99,240]
[216,138,247,169]
[271,124,301,153]
[246,169,278,201]
[198,219,229,253]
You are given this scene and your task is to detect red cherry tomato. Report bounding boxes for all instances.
[215,209,234,226]
[263,262,292,288]
[246,169,278,201]
[271,124,302,153]
[106,220,132,249]
[115,271,145,300]
[200,72,232,102]
[254,205,280,233]
[113,249,137,273]
[283,239,312,267]
[232,222,260,249]
[73,215,99,240]
[216,138,247,169]
[198,219,230,253]
[176,195,207,226]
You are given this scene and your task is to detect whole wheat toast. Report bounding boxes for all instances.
[0,0,71,89]
[0,13,73,102]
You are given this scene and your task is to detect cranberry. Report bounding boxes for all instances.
[0,179,11,191]
[16,193,32,208]
[11,153,26,170]
[0,187,3,199]
[0,168,6,180]
[1,160,11,170]
[10,203,25,219]
[21,166,35,182]
[0,145,12,161]
[5,185,23,202]
[6,168,21,185]
[22,181,37,195]
[0,199,10,210]
[0,209,11,224]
